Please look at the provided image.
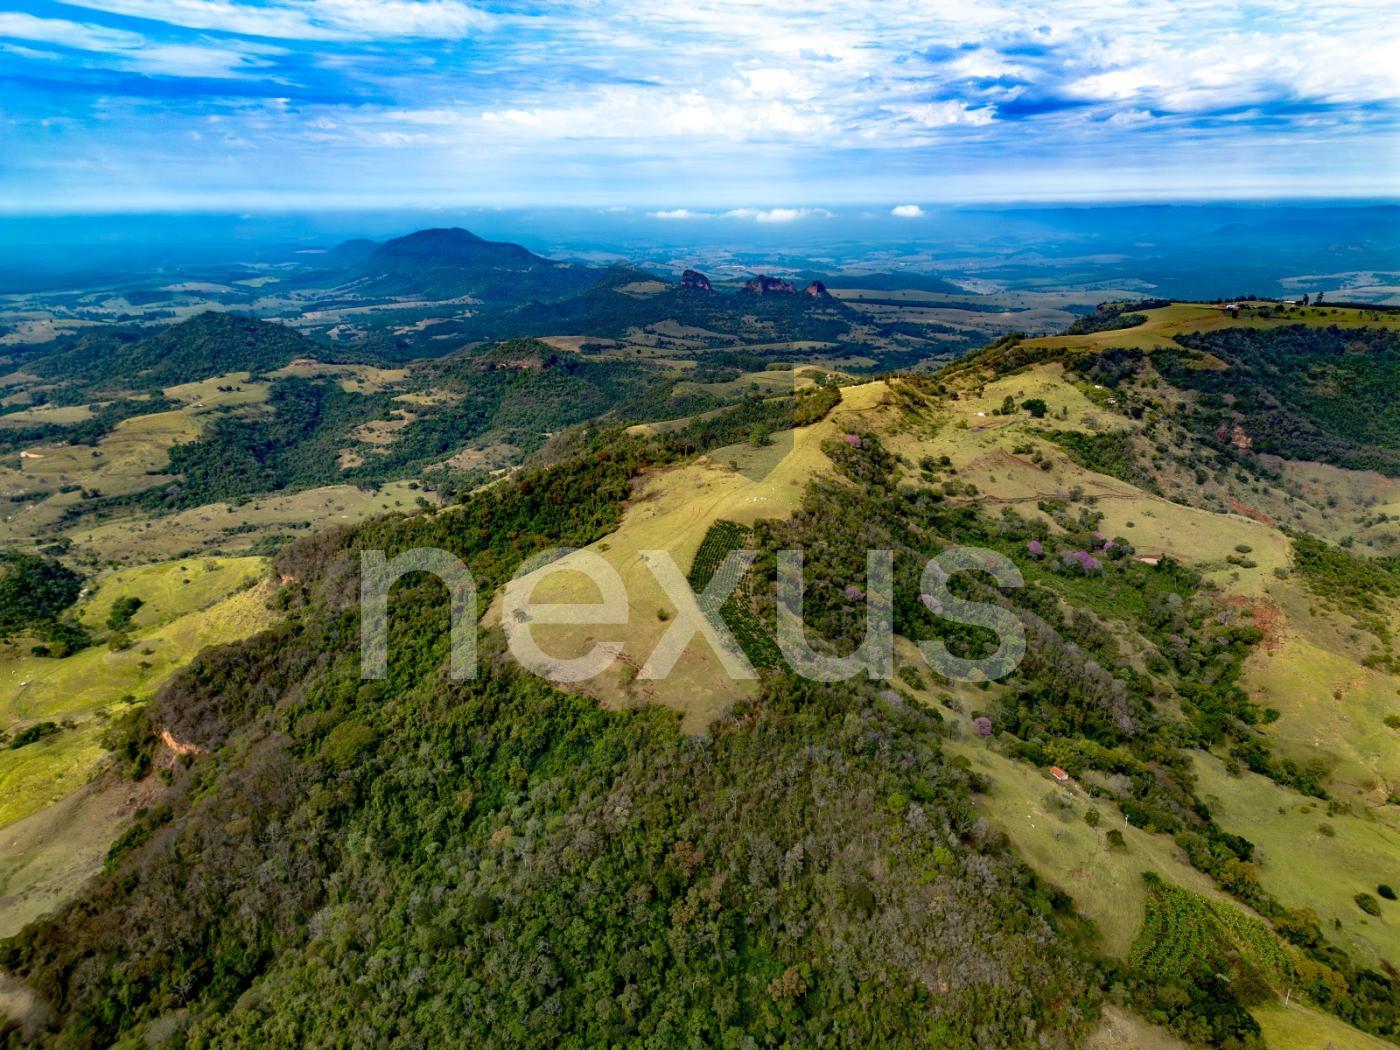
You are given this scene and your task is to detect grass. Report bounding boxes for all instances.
[0,403,95,428]
[75,555,265,632]
[63,479,433,564]
[882,363,1289,594]
[1252,999,1395,1050]
[162,371,271,415]
[485,380,892,732]
[670,366,819,400]
[0,718,110,827]
[21,409,198,483]
[1191,751,1400,969]
[0,714,113,849]
[267,359,409,394]
[1246,624,1400,804]
[1021,302,1400,354]
[0,573,277,832]
[0,756,167,939]
[1,577,276,728]
[936,724,1232,958]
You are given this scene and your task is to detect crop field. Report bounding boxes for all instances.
[1131,877,1297,991]
[686,520,780,668]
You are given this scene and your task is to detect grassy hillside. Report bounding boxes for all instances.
[1,300,1398,1049]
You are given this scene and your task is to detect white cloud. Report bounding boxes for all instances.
[0,12,276,77]
[724,207,831,222]
[648,208,706,219]
[1107,109,1154,126]
[894,101,997,128]
[0,12,143,52]
[57,0,492,41]
[891,204,924,218]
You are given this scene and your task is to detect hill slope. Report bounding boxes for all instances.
[3,304,1398,1049]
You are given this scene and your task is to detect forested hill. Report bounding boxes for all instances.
[346,227,606,302]
[0,411,1103,1048]
[29,311,326,390]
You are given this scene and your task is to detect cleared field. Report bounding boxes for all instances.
[1,577,276,728]
[267,358,409,393]
[895,363,1289,593]
[1248,627,1400,804]
[1021,302,1400,354]
[1191,752,1400,969]
[485,381,894,733]
[939,723,1234,959]
[669,365,821,400]
[1252,999,1395,1049]
[1084,1006,1188,1049]
[76,554,266,633]
[64,479,433,563]
[0,403,94,428]
[18,408,196,484]
[0,767,167,938]
[163,371,270,414]
[0,719,108,828]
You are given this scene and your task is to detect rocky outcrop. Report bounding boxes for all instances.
[803,280,830,298]
[680,268,714,293]
[742,275,798,295]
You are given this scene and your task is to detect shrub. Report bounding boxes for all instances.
[1354,893,1382,916]
[8,721,60,750]
[106,595,144,631]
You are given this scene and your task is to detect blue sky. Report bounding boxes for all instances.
[1,0,1397,212]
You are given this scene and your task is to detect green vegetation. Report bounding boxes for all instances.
[0,551,81,637]
[7,722,59,750]
[687,520,781,668]
[103,596,143,631]
[1066,302,1157,335]
[1164,326,1400,475]
[1129,875,1271,1047]
[30,312,321,391]
[1039,428,1162,494]
[1,429,1103,1048]
[0,551,86,652]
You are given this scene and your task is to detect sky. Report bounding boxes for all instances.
[1,0,1398,213]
